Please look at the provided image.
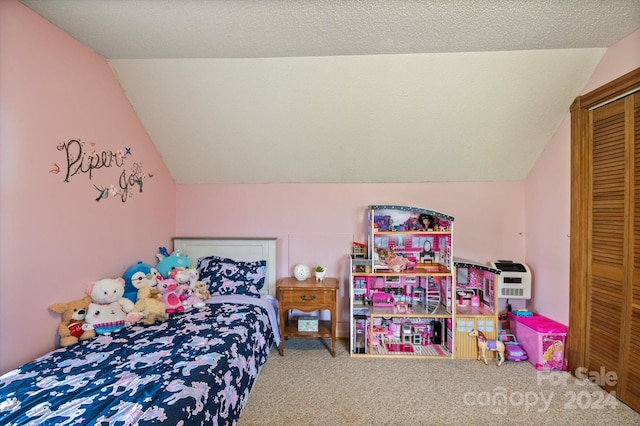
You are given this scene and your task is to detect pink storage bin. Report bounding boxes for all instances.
[509,313,567,370]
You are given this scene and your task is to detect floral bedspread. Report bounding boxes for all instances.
[0,297,276,425]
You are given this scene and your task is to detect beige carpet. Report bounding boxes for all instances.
[240,339,640,425]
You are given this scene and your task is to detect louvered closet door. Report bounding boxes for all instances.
[626,92,640,409]
[588,97,627,395]
[588,93,639,407]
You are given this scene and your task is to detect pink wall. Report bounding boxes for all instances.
[525,29,640,325]
[177,182,526,331]
[581,29,640,94]
[0,0,176,374]
[2,0,637,372]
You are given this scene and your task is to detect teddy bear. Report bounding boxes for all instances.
[194,281,212,302]
[83,277,135,335]
[86,277,135,312]
[187,268,211,303]
[48,296,96,346]
[129,286,168,325]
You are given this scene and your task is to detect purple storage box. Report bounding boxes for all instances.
[509,313,567,370]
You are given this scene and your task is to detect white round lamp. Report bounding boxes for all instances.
[293,264,310,281]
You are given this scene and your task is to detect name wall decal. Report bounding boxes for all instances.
[51,139,153,203]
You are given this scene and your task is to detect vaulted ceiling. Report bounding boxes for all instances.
[20,0,640,183]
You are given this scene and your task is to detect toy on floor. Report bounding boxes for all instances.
[500,333,528,361]
[469,328,505,367]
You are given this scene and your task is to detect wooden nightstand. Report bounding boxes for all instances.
[277,277,339,357]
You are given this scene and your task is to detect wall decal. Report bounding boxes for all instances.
[54,139,153,203]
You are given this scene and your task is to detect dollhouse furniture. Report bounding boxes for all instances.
[277,276,339,357]
[352,241,367,258]
[0,238,280,426]
[349,205,455,358]
[371,322,398,348]
[454,259,500,360]
[402,321,413,344]
[412,328,423,345]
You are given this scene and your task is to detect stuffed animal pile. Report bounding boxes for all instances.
[48,247,208,347]
[171,267,205,310]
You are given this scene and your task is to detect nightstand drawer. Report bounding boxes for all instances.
[281,289,334,307]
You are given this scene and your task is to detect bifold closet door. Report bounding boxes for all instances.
[587,92,639,409]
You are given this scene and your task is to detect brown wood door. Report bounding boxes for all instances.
[587,96,629,395]
[570,68,640,413]
[624,92,640,409]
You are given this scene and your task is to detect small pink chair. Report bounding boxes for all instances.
[385,322,398,343]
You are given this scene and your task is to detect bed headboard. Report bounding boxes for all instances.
[172,237,277,296]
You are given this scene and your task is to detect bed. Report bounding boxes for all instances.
[0,237,280,425]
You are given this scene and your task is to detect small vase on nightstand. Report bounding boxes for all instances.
[315,266,327,281]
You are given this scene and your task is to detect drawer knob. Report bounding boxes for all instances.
[300,295,316,301]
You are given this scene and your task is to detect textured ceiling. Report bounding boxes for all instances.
[19,0,640,183]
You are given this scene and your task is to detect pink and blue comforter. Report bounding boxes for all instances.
[0,296,279,425]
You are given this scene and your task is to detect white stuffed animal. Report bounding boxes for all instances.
[186,267,206,308]
[82,277,136,335]
[83,302,128,335]
[86,277,134,312]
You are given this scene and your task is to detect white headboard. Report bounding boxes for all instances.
[172,237,277,296]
